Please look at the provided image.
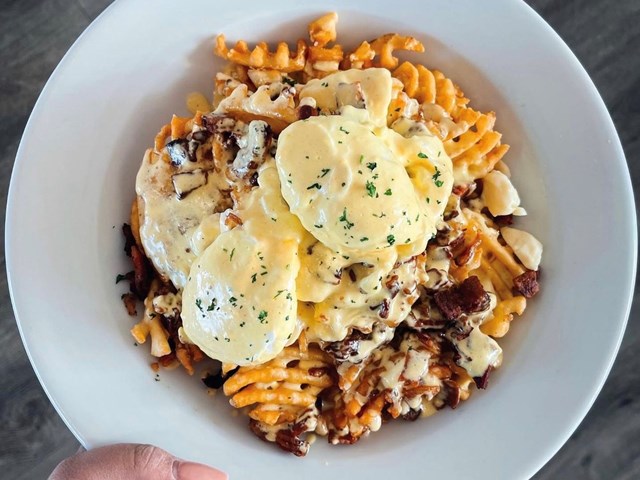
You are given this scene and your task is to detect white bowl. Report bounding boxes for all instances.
[6,0,636,478]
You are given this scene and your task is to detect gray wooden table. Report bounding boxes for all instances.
[1,1,638,478]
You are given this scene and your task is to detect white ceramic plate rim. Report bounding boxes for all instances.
[6,0,636,478]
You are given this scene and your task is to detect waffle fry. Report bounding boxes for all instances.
[224,344,334,425]
[215,82,297,133]
[121,11,542,457]
[309,12,338,47]
[345,34,424,70]
[215,34,307,73]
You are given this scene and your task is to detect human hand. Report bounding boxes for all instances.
[49,443,228,479]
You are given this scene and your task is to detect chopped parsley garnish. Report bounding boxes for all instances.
[321,82,329,87]
[320,168,331,177]
[251,273,257,283]
[274,290,286,299]
[426,197,430,204]
[366,162,377,171]
[339,207,354,229]
[359,154,364,164]
[339,126,350,134]
[207,299,217,311]
[384,188,392,196]
[258,310,268,323]
[285,292,293,301]
[314,223,323,228]
[229,296,238,305]
[432,167,444,187]
[229,248,235,261]
[360,236,369,242]
[195,299,203,312]
[387,234,396,245]
[307,182,322,190]
[418,152,428,159]
[366,180,377,198]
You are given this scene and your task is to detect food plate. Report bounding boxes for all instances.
[6,0,635,478]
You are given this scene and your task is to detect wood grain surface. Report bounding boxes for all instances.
[1,1,638,478]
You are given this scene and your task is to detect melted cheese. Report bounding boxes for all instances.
[300,69,392,127]
[175,68,455,362]
[136,149,228,289]
[182,226,299,365]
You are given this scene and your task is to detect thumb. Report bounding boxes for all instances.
[49,443,228,480]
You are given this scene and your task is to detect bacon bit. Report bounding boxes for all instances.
[378,298,391,319]
[328,431,360,445]
[454,235,481,267]
[121,293,137,316]
[275,428,309,457]
[480,207,513,227]
[323,329,367,362]
[385,275,400,298]
[150,362,160,372]
[402,409,421,421]
[224,212,243,229]
[130,245,152,300]
[513,270,540,298]
[452,184,470,197]
[159,352,177,368]
[443,379,461,409]
[434,276,490,321]
[473,365,493,389]
[122,223,136,257]
[308,367,330,377]
[298,104,318,120]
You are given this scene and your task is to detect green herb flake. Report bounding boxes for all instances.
[307,182,322,190]
[314,223,323,229]
[207,298,217,311]
[258,310,268,323]
[195,299,203,312]
[366,162,377,171]
[320,168,330,177]
[366,180,377,198]
[251,273,257,283]
[387,234,396,246]
[339,207,354,229]
[360,237,369,242]
[359,154,364,164]
[339,126,350,134]
[384,188,392,196]
[229,248,235,261]
[432,167,444,187]
[418,152,428,159]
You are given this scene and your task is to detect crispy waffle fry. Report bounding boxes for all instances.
[215,34,307,73]
[121,11,542,457]
[309,12,338,47]
[393,61,508,183]
[224,344,333,424]
[345,34,424,70]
